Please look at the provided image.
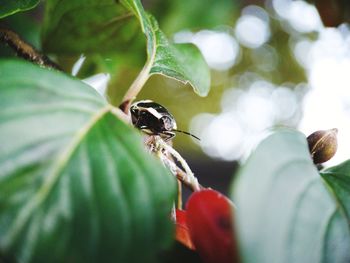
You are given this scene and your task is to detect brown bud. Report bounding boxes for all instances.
[307,128,338,164]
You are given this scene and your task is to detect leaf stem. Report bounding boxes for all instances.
[177,180,183,209]
[119,61,152,113]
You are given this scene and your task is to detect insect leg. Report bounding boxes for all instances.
[162,131,175,141]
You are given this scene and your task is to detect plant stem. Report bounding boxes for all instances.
[0,28,61,70]
[177,180,183,209]
[109,105,130,123]
[175,165,204,192]
[156,137,202,192]
[119,61,152,113]
[159,153,203,192]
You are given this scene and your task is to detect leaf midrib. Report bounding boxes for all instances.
[2,105,116,247]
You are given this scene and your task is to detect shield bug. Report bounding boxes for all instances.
[130,100,200,141]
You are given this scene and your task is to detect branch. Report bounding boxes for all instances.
[153,137,203,192]
[0,28,61,70]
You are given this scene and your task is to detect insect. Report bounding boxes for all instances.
[130,100,200,141]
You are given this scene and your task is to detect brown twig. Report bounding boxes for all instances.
[0,28,61,70]
[143,132,204,192]
[174,164,204,192]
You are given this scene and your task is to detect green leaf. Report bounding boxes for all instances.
[153,0,238,34]
[0,60,176,263]
[121,0,210,96]
[231,130,350,263]
[42,0,210,97]
[321,160,350,222]
[148,21,210,97]
[0,0,39,18]
[42,0,143,54]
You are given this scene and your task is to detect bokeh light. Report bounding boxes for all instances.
[299,27,350,165]
[174,30,240,70]
[187,0,350,166]
[250,45,278,72]
[191,79,301,161]
[235,6,271,49]
[273,0,322,33]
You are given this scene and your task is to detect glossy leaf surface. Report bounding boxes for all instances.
[232,130,350,263]
[0,60,176,263]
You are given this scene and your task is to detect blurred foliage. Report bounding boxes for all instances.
[145,0,239,34]
[231,23,306,85]
[0,11,41,51]
[42,0,144,54]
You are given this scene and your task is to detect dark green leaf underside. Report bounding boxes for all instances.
[0,60,175,263]
[42,0,210,96]
[160,0,237,34]
[129,7,210,97]
[321,160,350,223]
[0,0,39,18]
[42,0,143,54]
[231,130,350,263]
[148,21,210,97]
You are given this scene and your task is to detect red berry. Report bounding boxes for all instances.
[175,209,195,250]
[186,189,238,263]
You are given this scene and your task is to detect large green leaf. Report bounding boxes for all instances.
[231,130,350,263]
[42,0,210,97]
[151,0,238,34]
[0,60,176,263]
[41,0,143,54]
[321,160,350,222]
[0,0,39,19]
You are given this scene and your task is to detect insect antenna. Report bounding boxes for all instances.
[173,129,200,141]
